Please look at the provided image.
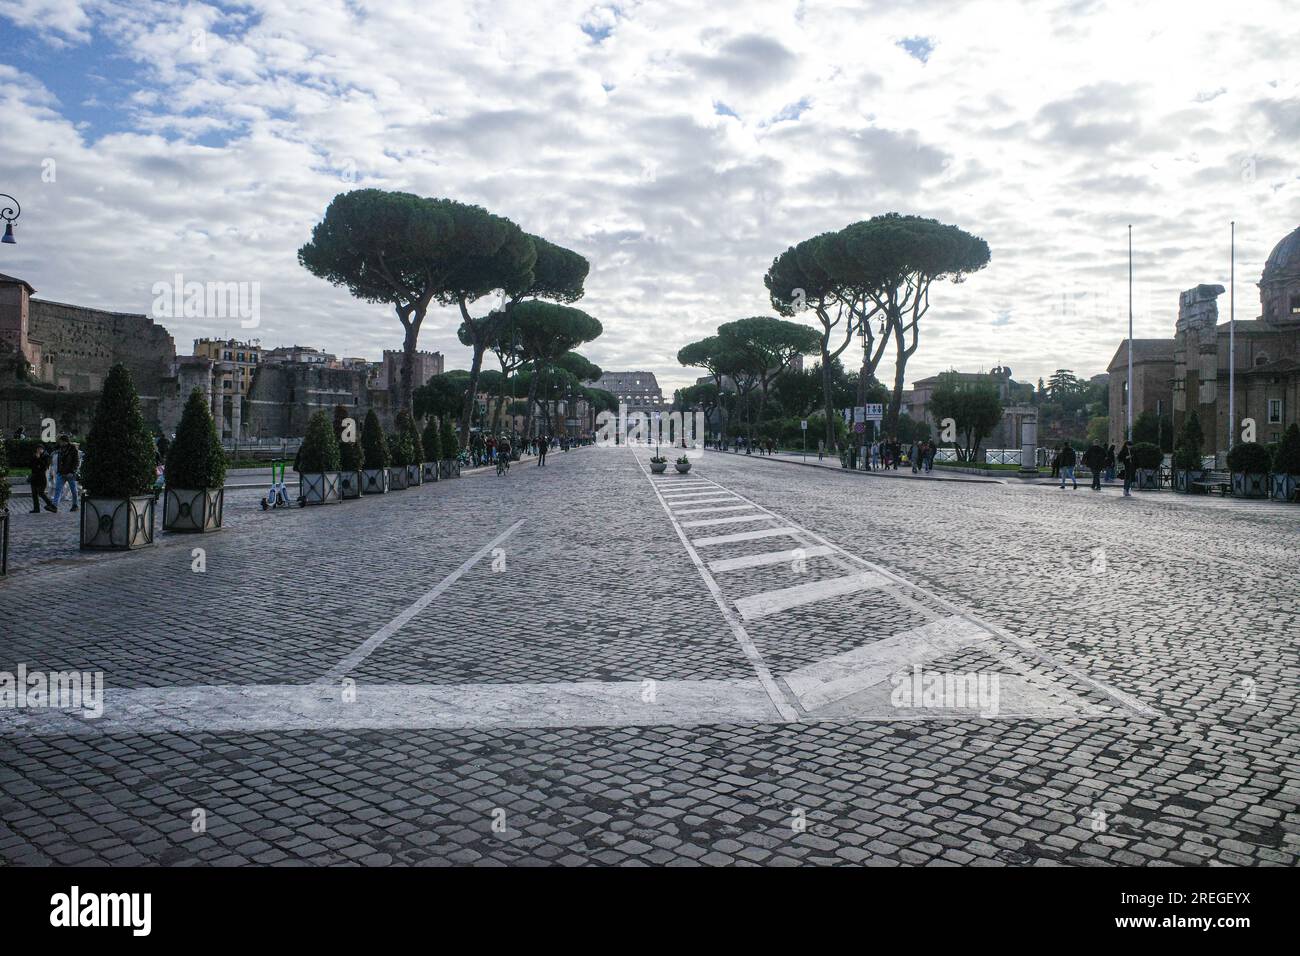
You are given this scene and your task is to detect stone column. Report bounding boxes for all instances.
[1018,410,1038,475]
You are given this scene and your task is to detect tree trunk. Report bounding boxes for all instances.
[819,346,836,451]
[398,312,423,417]
[523,366,542,438]
[459,338,487,448]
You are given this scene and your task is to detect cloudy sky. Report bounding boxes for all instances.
[1,0,1297,392]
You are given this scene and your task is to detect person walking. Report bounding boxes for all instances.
[1104,443,1116,483]
[909,441,919,473]
[29,444,57,513]
[52,434,80,511]
[1118,440,1134,497]
[1083,439,1106,491]
[1050,446,1061,479]
[1058,443,1078,490]
[536,434,548,466]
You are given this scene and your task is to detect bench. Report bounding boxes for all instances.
[1191,470,1231,496]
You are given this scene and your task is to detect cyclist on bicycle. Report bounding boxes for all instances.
[496,436,512,475]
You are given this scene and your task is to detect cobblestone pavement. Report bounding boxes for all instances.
[0,444,1296,866]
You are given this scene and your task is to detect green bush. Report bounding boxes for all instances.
[0,436,9,512]
[1173,410,1204,471]
[422,416,441,462]
[81,363,157,498]
[297,410,341,472]
[361,409,389,469]
[1226,441,1271,474]
[335,405,362,472]
[1272,423,1300,475]
[397,410,423,462]
[1131,442,1162,470]
[439,417,459,459]
[166,388,226,489]
[388,430,412,468]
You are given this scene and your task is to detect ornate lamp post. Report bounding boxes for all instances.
[1,193,19,244]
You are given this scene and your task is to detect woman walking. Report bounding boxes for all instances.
[29,444,57,513]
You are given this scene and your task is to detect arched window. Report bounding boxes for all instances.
[1255,355,1269,366]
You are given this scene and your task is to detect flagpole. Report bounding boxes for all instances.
[1127,224,1133,442]
[1229,221,1235,458]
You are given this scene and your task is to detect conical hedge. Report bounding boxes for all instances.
[297,410,341,472]
[1274,422,1300,476]
[361,408,389,469]
[422,415,441,462]
[397,409,423,462]
[439,417,459,460]
[82,363,157,497]
[335,404,362,471]
[166,388,226,489]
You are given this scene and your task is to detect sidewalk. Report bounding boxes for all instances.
[703,448,1006,484]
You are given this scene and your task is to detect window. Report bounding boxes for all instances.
[1268,399,1282,424]
[223,351,232,360]
[1290,294,1300,315]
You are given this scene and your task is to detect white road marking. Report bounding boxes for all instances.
[691,526,802,547]
[680,513,776,528]
[0,680,783,737]
[315,519,526,685]
[668,496,741,507]
[708,545,834,573]
[672,504,759,515]
[733,571,888,621]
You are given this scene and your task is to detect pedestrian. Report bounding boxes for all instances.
[1058,443,1078,490]
[13,425,26,440]
[1083,439,1106,491]
[53,434,80,511]
[536,434,548,466]
[1050,446,1061,479]
[1104,443,1116,483]
[910,441,919,473]
[1118,440,1134,497]
[29,444,57,513]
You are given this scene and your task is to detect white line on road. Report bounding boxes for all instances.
[680,513,776,528]
[315,519,527,685]
[708,545,834,573]
[672,504,760,515]
[733,571,888,621]
[691,526,802,547]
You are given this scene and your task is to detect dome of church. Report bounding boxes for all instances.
[1262,226,1300,281]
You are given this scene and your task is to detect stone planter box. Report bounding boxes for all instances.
[339,470,363,499]
[406,464,422,486]
[299,472,341,505]
[1231,472,1268,498]
[440,459,462,479]
[1271,472,1298,502]
[361,468,388,494]
[81,495,155,550]
[163,487,223,532]
[1174,469,1205,493]
[0,508,8,575]
[650,461,668,474]
[388,466,409,490]
[510,450,521,461]
[675,461,692,474]
[421,461,439,483]
[1134,468,1158,491]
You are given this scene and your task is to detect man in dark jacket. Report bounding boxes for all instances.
[1058,444,1078,490]
[53,434,81,511]
[29,444,57,513]
[1083,440,1106,491]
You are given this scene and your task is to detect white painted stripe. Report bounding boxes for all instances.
[708,545,834,572]
[0,680,783,736]
[733,571,887,621]
[681,513,775,528]
[691,526,802,547]
[668,496,739,506]
[782,615,990,710]
[672,504,759,515]
[316,519,526,684]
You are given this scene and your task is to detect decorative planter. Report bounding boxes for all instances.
[0,508,8,575]
[339,470,363,499]
[440,459,462,479]
[80,495,155,550]
[1174,469,1205,494]
[1231,472,1268,498]
[1271,473,1298,502]
[406,464,422,486]
[361,468,389,494]
[650,461,668,474]
[388,466,409,490]
[299,472,341,505]
[163,487,224,532]
[1134,468,1158,491]
[510,450,521,462]
[675,462,692,474]
[421,461,439,483]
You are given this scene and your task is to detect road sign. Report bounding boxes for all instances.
[854,423,865,433]
[800,420,808,430]
[864,403,883,421]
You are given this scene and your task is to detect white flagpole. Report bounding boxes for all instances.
[1229,221,1235,456]
[1127,225,1133,441]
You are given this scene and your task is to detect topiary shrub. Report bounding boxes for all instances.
[81,363,157,498]
[397,410,423,462]
[297,410,341,472]
[0,436,10,513]
[1173,410,1204,471]
[1227,441,1271,474]
[361,409,389,469]
[166,388,226,489]
[1272,423,1300,476]
[388,429,412,468]
[1131,442,1162,470]
[422,416,441,463]
[335,404,362,472]
[439,417,459,459]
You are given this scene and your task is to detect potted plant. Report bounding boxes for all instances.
[1130,442,1161,491]
[163,388,226,532]
[398,410,423,487]
[296,410,342,504]
[439,418,462,478]
[649,454,668,474]
[1227,441,1270,498]
[335,404,363,499]
[80,363,158,549]
[421,415,441,483]
[1270,423,1300,502]
[0,436,10,575]
[360,408,390,494]
[675,454,692,474]
[1172,410,1205,493]
[388,426,412,489]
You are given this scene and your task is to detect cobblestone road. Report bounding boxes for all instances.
[0,445,1295,866]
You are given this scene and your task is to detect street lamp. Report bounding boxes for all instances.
[0,193,19,244]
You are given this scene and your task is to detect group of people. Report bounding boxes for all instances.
[718,436,778,455]
[469,433,572,473]
[1053,439,1135,497]
[22,433,81,515]
[845,438,937,472]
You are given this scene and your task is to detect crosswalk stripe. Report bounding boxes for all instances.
[708,545,834,572]
[732,571,888,621]
[665,495,737,505]
[673,504,759,515]
[681,513,775,528]
[691,527,803,547]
